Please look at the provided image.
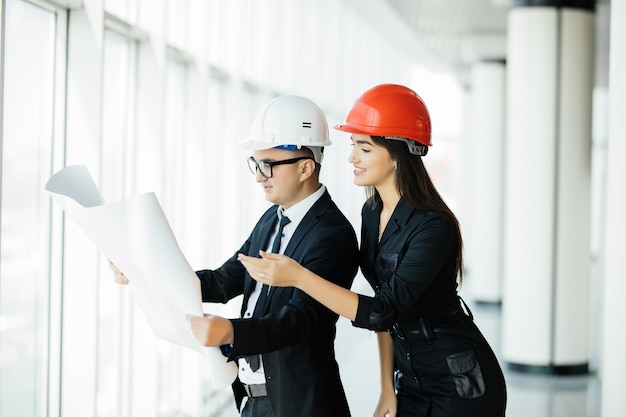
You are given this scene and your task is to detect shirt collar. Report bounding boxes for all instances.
[278,184,326,227]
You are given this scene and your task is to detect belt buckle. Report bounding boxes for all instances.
[391,323,405,341]
[244,383,267,398]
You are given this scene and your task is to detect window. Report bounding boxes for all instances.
[0,1,58,416]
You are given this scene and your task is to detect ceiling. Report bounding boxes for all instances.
[346,0,610,88]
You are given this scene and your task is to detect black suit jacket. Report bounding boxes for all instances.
[196,190,358,417]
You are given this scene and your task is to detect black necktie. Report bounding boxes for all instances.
[246,214,291,372]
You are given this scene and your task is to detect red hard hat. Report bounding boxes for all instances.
[334,84,432,147]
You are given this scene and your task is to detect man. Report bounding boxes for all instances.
[114,95,358,417]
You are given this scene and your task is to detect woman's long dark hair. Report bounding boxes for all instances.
[366,136,464,282]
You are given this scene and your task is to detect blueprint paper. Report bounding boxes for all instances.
[45,165,237,388]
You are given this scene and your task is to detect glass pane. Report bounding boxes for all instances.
[0,1,56,416]
[101,32,134,199]
[158,59,188,415]
[162,59,188,237]
[96,31,135,417]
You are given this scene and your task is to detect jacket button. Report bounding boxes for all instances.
[406,352,411,360]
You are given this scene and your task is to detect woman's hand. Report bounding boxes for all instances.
[237,251,304,288]
[374,388,397,417]
[185,313,234,346]
[241,251,360,321]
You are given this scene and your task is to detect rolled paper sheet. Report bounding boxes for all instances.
[45,165,238,388]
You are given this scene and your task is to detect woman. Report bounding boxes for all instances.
[238,84,507,417]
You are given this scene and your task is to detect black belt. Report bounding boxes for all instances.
[243,383,267,398]
[391,318,486,344]
[390,297,476,342]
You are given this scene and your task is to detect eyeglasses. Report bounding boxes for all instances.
[247,156,313,179]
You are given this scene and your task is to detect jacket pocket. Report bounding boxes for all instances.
[375,253,399,285]
[445,350,486,399]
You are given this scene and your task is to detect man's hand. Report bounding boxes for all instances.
[108,260,129,285]
[185,313,234,347]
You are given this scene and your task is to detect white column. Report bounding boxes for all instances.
[601,0,626,414]
[466,60,506,304]
[502,2,594,373]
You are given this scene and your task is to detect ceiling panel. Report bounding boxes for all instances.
[349,0,610,88]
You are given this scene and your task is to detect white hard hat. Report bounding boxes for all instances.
[238,95,332,164]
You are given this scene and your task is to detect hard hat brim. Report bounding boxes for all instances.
[333,122,431,147]
[237,139,327,164]
[237,139,331,150]
[333,122,371,135]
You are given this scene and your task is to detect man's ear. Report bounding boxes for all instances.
[299,159,316,180]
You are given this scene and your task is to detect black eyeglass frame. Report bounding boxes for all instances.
[247,156,313,179]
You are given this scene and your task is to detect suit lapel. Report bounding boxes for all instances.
[362,200,381,261]
[387,200,413,243]
[378,214,399,246]
[283,190,331,258]
[366,198,414,247]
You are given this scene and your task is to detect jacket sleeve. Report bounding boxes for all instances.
[195,241,249,304]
